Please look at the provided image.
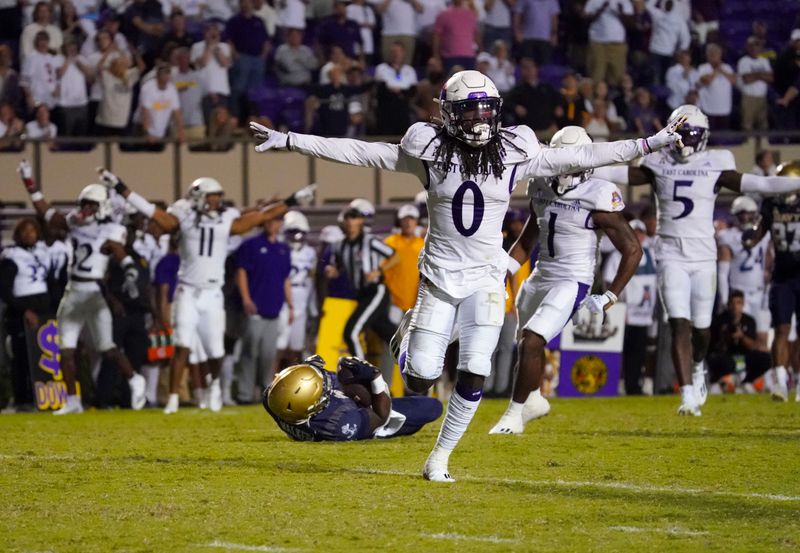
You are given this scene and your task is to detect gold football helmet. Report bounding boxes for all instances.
[264,364,332,424]
[777,161,800,177]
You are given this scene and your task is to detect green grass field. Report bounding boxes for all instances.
[2,395,799,553]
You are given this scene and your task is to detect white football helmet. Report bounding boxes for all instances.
[549,126,593,195]
[667,104,709,162]
[319,224,344,244]
[78,183,113,222]
[731,195,759,231]
[438,70,502,147]
[284,210,310,250]
[188,177,224,213]
[347,198,375,218]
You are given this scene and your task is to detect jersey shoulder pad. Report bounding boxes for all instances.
[707,149,737,171]
[499,125,542,164]
[167,199,193,222]
[104,222,128,244]
[717,227,739,250]
[584,178,625,212]
[400,122,442,161]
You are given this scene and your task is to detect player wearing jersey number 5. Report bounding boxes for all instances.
[17,160,147,415]
[252,70,685,482]
[97,167,316,415]
[594,105,800,416]
[490,127,643,435]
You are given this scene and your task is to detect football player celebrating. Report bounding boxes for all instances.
[594,105,800,415]
[276,210,317,366]
[98,168,316,414]
[251,70,685,482]
[264,355,442,441]
[717,196,772,348]
[745,161,800,402]
[17,161,146,415]
[490,127,643,434]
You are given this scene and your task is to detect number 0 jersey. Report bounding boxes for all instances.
[642,149,736,263]
[65,211,127,281]
[168,199,241,289]
[761,195,800,283]
[527,176,625,285]
[717,227,770,293]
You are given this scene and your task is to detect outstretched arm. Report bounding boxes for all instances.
[717,171,800,196]
[250,122,426,179]
[592,165,656,187]
[521,117,686,179]
[17,160,68,231]
[592,211,643,302]
[97,168,180,233]
[229,185,316,235]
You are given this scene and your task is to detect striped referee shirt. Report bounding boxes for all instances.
[333,232,395,292]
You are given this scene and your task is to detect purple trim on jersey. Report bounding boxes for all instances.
[467,91,488,99]
[508,163,518,194]
[422,160,431,190]
[454,381,483,402]
[583,212,595,230]
[398,351,407,372]
[569,282,591,319]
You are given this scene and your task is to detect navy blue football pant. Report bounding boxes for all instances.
[383,396,443,438]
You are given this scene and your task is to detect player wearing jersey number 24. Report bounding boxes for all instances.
[253,70,686,482]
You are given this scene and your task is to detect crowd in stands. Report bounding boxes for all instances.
[0,0,798,149]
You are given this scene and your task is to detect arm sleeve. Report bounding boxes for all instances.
[287,132,426,176]
[717,260,730,306]
[370,237,395,259]
[740,173,800,196]
[593,165,631,185]
[519,139,648,179]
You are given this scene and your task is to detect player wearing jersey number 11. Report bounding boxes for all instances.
[594,105,800,416]
[252,70,685,482]
[96,167,316,415]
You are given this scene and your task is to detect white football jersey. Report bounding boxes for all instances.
[400,123,544,298]
[132,230,162,278]
[289,243,316,309]
[718,227,771,293]
[168,199,240,289]
[66,211,127,280]
[47,239,72,282]
[642,148,736,262]
[527,176,626,285]
[1,241,51,297]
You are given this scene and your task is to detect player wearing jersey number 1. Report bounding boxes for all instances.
[594,105,800,416]
[252,70,686,482]
[17,160,147,415]
[489,127,643,434]
[96,168,317,414]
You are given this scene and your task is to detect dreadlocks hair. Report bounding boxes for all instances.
[423,123,529,180]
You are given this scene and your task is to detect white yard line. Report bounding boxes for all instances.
[355,468,800,503]
[424,533,520,544]
[609,526,709,537]
[196,540,298,552]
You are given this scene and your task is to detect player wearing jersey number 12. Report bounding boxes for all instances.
[252,70,686,482]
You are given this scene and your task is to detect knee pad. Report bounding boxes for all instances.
[404,349,443,381]
[458,352,492,378]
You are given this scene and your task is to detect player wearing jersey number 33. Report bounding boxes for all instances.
[594,104,800,416]
[95,168,317,415]
[252,70,686,482]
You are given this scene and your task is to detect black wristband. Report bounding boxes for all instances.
[114,180,129,195]
[284,193,298,207]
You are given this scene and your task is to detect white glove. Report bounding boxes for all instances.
[250,121,289,152]
[122,266,140,299]
[291,183,317,205]
[17,159,32,180]
[643,114,687,153]
[97,167,120,188]
[574,290,618,324]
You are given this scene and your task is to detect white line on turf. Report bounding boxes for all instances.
[355,469,800,503]
[197,540,298,552]
[609,526,709,537]
[424,533,520,544]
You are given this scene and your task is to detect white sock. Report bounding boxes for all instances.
[221,355,235,393]
[680,385,695,405]
[434,385,482,452]
[693,361,704,374]
[506,401,524,417]
[143,365,159,405]
[775,366,788,386]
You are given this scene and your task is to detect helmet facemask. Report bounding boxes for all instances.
[552,169,592,196]
[670,124,709,163]
[441,95,502,148]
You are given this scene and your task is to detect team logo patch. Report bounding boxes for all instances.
[571,355,608,395]
[341,423,357,439]
[611,191,623,209]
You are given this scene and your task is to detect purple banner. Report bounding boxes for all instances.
[557,350,621,398]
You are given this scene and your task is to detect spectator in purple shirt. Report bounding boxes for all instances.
[236,217,292,403]
[122,0,166,65]
[225,0,271,121]
[513,0,560,65]
[316,0,363,62]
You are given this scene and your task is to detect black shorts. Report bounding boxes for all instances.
[769,278,800,327]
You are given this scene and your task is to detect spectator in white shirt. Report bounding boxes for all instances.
[136,63,184,146]
[81,13,131,59]
[347,0,377,63]
[277,0,308,34]
[751,150,777,177]
[477,41,515,93]
[483,0,513,50]
[737,37,773,131]
[414,0,446,66]
[583,0,633,87]
[253,0,279,38]
[692,42,735,129]
[190,22,232,123]
[646,0,690,85]
[95,55,142,136]
[20,2,63,63]
[374,41,417,134]
[24,103,58,144]
[54,41,90,136]
[21,32,59,112]
[372,0,422,65]
[665,49,693,110]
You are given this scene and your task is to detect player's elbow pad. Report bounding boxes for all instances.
[740,173,800,196]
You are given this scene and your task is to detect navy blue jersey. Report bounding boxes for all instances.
[762,196,800,282]
[269,373,372,442]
